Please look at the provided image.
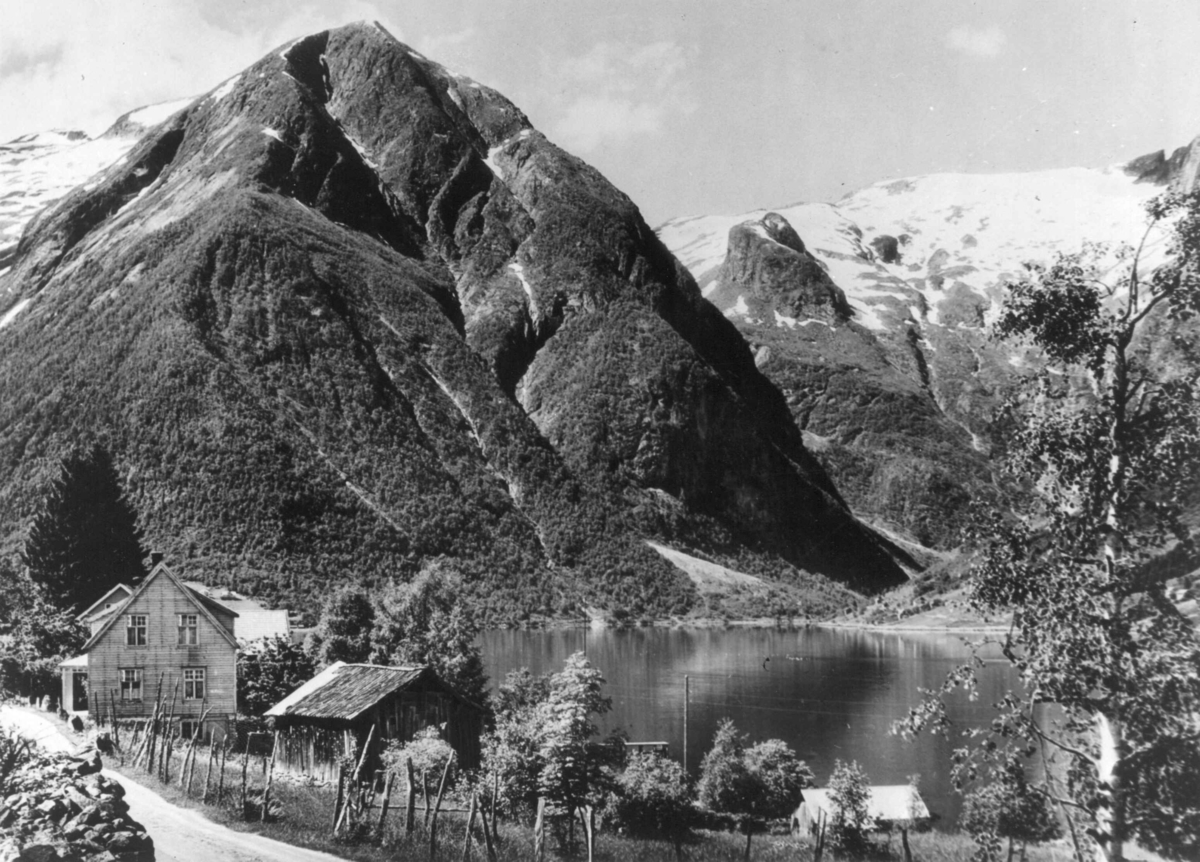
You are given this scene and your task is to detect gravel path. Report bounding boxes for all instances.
[1,705,348,862]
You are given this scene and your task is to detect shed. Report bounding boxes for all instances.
[266,662,484,782]
[792,785,931,835]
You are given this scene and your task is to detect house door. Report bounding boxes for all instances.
[72,672,88,712]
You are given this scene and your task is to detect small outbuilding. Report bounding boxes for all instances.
[792,785,931,835]
[266,662,485,782]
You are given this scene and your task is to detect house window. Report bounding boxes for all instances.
[126,614,147,646]
[180,719,207,743]
[178,613,198,645]
[183,668,206,700]
[120,668,142,700]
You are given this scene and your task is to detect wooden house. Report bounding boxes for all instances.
[77,584,134,634]
[792,785,931,835]
[58,560,239,740]
[265,662,485,782]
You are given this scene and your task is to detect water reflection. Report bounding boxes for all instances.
[481,626,1021,826]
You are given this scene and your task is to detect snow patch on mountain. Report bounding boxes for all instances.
[0,298,31,329]
[125,98,193,128]
[659,165,1166,333]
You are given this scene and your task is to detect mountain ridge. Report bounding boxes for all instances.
[0,22,908,623]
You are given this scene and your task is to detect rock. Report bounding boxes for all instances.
[870,234,901,263]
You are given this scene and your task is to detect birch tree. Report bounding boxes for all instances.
[899,190,1200,862]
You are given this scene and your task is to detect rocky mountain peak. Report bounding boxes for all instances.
[0,23,910,622]
[708,212,852,327]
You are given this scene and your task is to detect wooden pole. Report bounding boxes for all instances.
[429,755,453,859]
[332,763,346,832]
[239,744,250,819]
[404,758,417,836]
[216,740,229,805]
[160,680,180,782]
[462,791,477,862]
[184,707,211,794]
[533,797,546,862]
[478,797,497,862]
[202,741,217,803]
[489,770,499,850]
[377,771,395,834]
[261,731,278,823]
[109,691,119,749]
[683,674,689,775]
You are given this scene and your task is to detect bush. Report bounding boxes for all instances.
[607,750,693,845]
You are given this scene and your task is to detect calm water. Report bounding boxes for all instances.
[481,626,1021,827]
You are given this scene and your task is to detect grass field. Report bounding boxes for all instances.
[102,736,1074,862]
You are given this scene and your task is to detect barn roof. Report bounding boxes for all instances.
[797,785,930,824]
[265,662,437,722]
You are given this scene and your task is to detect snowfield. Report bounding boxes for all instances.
[658,164,1166,333]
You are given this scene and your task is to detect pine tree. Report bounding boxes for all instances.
[22,444,148,612]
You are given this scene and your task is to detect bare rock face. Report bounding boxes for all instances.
[710,213,853,325]
[0,22,909,622]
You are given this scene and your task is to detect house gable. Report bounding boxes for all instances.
[83,562,238,653]
[77,584,133,623]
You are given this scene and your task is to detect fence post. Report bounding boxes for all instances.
[332,762,346,833]
[478,796,497,862]
[216,740,229,804]
[429,756,452,859]
[240,744,250,819]
[261,732,278,822]
[202,741,217,803]
[404,758,416,836]
[462,791,478,862]
[583,804,595,862]
[377,770,395,834]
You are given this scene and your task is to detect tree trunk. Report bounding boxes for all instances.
[533,798,546,862]
[902,826,912,862]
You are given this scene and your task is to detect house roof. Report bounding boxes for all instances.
[81,561,240,652]
[59,655,88,669]
[797,786,930,824]
[77,584,133,622]
[181,582,289,642]
[265,662,438,722]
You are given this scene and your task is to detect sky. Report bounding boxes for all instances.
[3,0,1200,224]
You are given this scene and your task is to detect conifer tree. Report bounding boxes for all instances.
[22,444,147,612]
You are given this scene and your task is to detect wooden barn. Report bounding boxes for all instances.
[265,662,484,782]
[792,785,931,835]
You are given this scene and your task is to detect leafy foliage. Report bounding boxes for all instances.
[483,653,622,832]
[237,635,317,716]
[606,750,693,845]
[306,584,375,666]
[22,444,147,612]
[369,560,488,705]
[960,762,1060,862]
[0,560,87,701]
[827,758,873,853]
[898,191,1200,862]
[382,726,457,797]
[697,719,813,821]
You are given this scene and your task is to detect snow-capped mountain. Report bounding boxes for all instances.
[0,99,192,272]
[658,155,1188,550]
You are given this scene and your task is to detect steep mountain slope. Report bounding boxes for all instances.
[0,100,193,272]
[659,160,1180,549]
[0,22,908,623]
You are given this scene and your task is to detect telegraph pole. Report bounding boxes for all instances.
[683,674,689,774]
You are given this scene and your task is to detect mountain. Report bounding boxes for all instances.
[0,22,909,624]
[658,156,1186,551]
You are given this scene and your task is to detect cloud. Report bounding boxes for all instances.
[0,0,401,142]
[945,25,1007,59]
[550,40,697,153]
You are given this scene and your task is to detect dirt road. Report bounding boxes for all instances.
[1,705,348,862]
